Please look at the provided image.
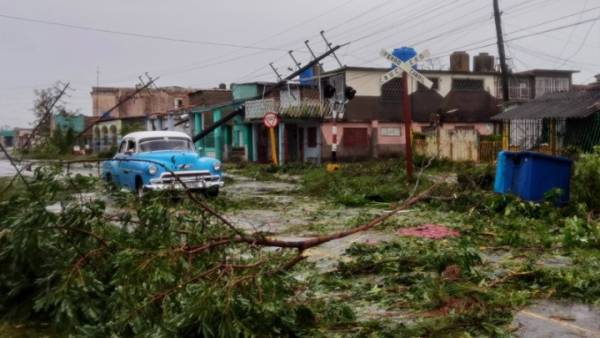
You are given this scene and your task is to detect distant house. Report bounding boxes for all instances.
[52,112,86,133]
[316,51,579,161]
[319,52,504,160]
[492,87,600,154]
[0,129,15,149]
[241,83,326,164]
[10,128,32,151]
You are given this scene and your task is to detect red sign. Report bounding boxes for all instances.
[263,112,279,129]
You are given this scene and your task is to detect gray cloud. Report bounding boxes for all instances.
[1,0,598,128]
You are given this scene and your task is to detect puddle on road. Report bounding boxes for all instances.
[513,300,600,338]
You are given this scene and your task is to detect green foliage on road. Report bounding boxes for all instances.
[3,152,600,336]
[0,169,345,337]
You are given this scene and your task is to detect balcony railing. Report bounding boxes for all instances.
[245,98,330,121]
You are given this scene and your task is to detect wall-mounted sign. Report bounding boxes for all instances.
[380,127,401,137]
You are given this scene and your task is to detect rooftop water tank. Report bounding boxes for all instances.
[474,53,495,72]
[450,51,470,72]
[299,67,315,85]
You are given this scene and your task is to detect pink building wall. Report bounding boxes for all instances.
[412,122,495,136]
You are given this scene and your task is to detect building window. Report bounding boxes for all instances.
[343,128,369,146]
[381,78,403,103]
[307,127,317,147]
[535,77,570,97]
[380,127,401,137]
[452,79,484,91]
[417,78,439,91]
[175,98,184,108]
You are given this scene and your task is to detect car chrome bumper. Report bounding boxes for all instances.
[146,171,224,191]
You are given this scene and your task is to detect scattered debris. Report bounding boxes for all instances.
[396,224,460,239]
[513,300,600,338]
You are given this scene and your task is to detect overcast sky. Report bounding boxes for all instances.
[1,0,598,128]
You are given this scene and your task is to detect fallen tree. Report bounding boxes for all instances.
[0,166,438,336]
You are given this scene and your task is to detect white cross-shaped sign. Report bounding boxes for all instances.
[380,49,433,89]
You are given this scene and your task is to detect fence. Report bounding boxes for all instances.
[414,128,481,162]
[505,118,600,156]
[479,141,502,162]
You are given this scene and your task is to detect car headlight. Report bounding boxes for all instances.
[213,162,222,171]
[148,165,158,175]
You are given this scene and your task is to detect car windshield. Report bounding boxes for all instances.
[138,137,194,152]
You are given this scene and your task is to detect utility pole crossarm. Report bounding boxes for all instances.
[192,44,344,143]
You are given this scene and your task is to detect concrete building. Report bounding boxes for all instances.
[90,86,197,152]
[317,51,577,161]
[91,86,196,119]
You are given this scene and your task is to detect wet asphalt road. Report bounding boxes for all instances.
[0,159,16,177]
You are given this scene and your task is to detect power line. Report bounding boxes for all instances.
[429,8,600,61]
[556,0,589,63]
[340,0,576,65]
[0,13,295,52]
[325,0,395,33]
[556,10,600,68]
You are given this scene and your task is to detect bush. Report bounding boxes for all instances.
[572,146,600,212]
[456,165,495,190]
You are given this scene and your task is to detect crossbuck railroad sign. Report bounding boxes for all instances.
[379,49,434,89]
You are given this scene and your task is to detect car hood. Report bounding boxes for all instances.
[135,152,217,170]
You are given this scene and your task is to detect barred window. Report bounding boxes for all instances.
[381,78,403,103]
[536,77,570,97]
[452,79,484,91]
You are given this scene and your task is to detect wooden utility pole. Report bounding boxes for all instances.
[494,0,511,150]
[494,0,510,102]
[402,73,414,180]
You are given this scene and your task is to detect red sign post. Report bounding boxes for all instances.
[379,49,433,180]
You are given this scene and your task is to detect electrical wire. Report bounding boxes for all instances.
[555,11,600,68]
[0,13,298,52]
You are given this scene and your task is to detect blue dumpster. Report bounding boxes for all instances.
[494,151,573,204]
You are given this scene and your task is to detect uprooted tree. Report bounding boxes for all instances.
[0,166,437,336]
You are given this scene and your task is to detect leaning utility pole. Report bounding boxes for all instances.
[494,0,511,150]
[494,0,510,103]
[192,43,345,143]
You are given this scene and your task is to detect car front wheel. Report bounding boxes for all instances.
[204,187,219,198]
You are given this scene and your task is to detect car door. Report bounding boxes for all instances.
[118,139,137,190]
[108,140,127,185]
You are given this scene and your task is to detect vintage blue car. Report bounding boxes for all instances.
[101,131,223,196]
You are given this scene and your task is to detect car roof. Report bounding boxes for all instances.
[124,131,192,142]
